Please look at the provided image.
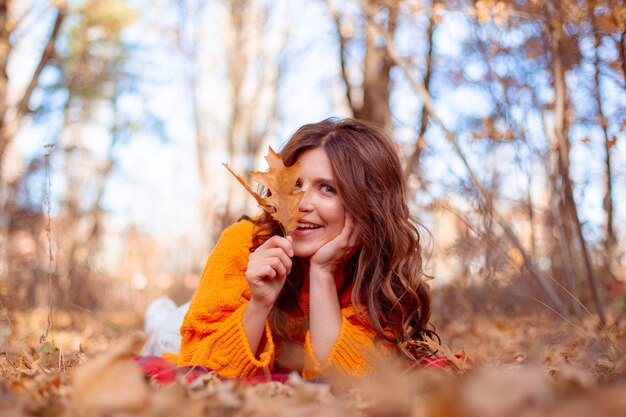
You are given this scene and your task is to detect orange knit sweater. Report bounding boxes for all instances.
[169,218,394,379]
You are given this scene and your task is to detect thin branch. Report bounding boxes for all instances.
[7,2,47,47]
[608,0,626,87]
[547,4,607,324]
[16,4,66,120]
[403,2,435,179]
[325,0,356,114]
[589,2,618,259]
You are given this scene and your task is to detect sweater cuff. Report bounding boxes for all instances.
[303,315,373,379]
[209,303,275,377]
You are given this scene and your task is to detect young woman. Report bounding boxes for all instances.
[168,118,436,379]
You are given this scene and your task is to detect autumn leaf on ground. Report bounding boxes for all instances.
[223,147,303,233]
[70,333,148,416]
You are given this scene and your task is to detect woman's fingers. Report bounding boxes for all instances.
[336,212,357,254]
[260,235,294,257]
[267,255,288,277]
[249,254,287,280]
[344,213,359,251]
[337,212,359,262]
[258,247,292,274]
[260,263,277,279]
[245,235,294,307]
[342,212,355,241]
[248,236,293,282]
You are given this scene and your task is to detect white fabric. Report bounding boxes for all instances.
[141,296,189,356]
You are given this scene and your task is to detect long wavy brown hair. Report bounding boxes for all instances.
[250,117,437,363]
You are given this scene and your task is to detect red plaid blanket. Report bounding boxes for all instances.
[133,355,458,384]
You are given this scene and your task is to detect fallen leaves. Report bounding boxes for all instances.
[70,334,148,416]
[2,306,626,417]
[224,147,303,234]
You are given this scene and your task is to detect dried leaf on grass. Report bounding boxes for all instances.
[224,147,303,233]
[70,333,148,416]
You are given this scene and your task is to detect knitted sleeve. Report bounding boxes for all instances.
[302,306,395,379]
[177,219,275,378]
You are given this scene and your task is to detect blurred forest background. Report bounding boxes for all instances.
[0,0,624,349]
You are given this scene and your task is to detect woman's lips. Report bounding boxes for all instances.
[292,224,323,237]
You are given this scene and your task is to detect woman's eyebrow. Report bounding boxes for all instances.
[314,177,336,185]
[297,177,336,186]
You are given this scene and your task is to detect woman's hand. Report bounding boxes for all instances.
[307,213,357,364]
[309,212,358,276]
[245,235,293,309]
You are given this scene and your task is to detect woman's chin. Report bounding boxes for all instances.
[292,245,320,260]
[293,251,313,260]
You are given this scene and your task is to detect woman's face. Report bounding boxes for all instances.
[290,147,346,259]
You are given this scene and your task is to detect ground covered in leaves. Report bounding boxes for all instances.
[1,296,625,417]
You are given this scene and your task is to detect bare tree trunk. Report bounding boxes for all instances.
[174,0,215,245]
[61,106,82,307]
[15,7,65,120]
[482,194,497,281]
[326,0,356,115]
[357,0,396,132]
[329,0,395,133]
[75,157,114,309]
[550,15,607,324]
[542,102,580,316]
[0,3,65,297]
[556,198,580,314]
[242,5,288,172]
[190,65,217,237]
[0,0,10,163]
[80,87,124,286]
[404,2,435,180]
[589,3,618,278]
[526,176,537,258]
[0,0,11,290]
[223,0,249,229]
[0,3,65,166]
[608,0,626,88]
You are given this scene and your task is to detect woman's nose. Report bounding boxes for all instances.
[298,188,314,212]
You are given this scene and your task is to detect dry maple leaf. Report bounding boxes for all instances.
[224,147,303,234]
[222,163,268,209]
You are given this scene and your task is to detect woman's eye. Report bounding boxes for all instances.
[294,180,302,190]
[321,184,336,194]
